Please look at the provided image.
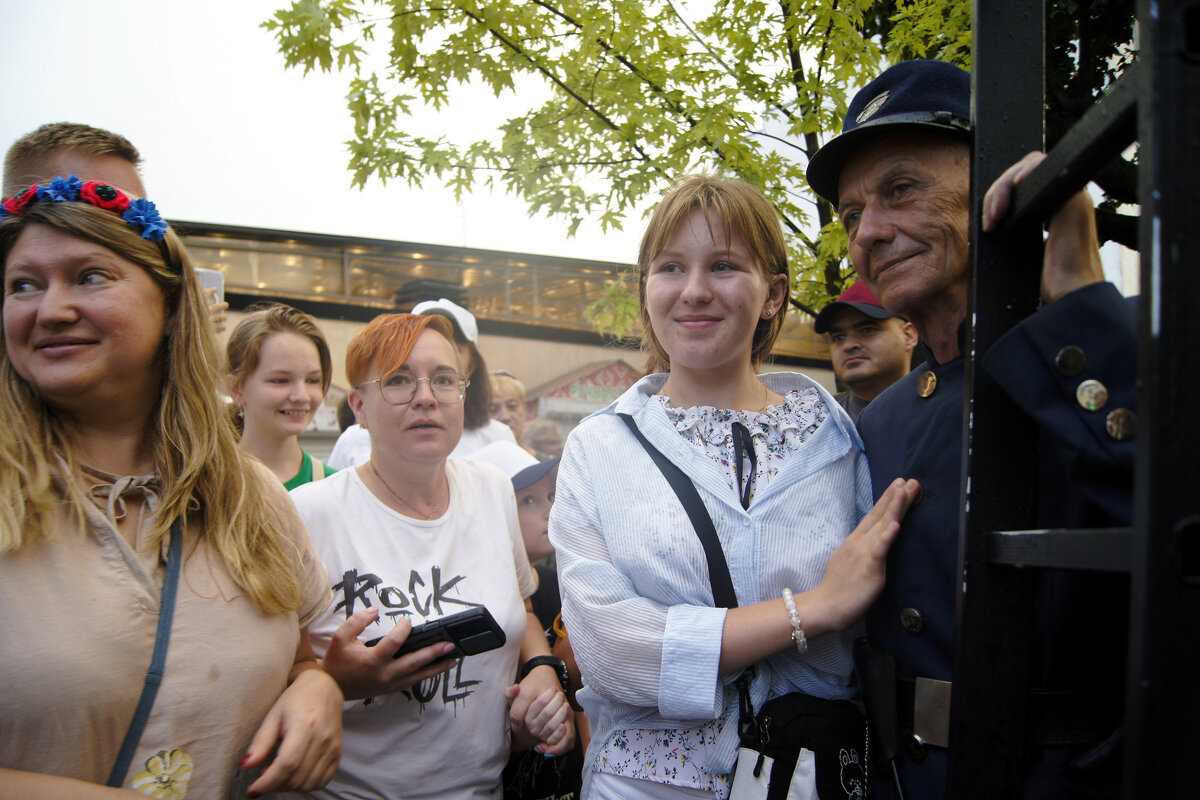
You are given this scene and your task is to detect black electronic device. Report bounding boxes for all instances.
[364,606,506,660]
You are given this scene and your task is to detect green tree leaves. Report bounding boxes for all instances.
[264,0,972,330]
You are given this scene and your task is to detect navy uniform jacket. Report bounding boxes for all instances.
[858,282,1135,799]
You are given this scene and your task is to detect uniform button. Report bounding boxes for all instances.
[900,607,925,634]
[916,371,937,398]
[1105,408,1136,440]
[1075,379,1109,411]
[903,734,927,763]
[1055,345,1086,376]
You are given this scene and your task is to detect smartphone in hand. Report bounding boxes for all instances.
[365,606,506,660]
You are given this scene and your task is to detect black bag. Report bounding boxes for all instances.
[618,414,870,800]
[730,692,868,800]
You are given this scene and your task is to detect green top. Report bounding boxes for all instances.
[283,448,337,491]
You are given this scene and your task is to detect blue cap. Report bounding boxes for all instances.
[806,60,971,206]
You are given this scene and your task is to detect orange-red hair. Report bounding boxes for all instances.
[345,313,456,386]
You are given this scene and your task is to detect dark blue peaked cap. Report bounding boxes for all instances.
[806,59,971,205]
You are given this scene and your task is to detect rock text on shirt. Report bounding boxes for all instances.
[333,564,488,710]
[334,565,482,621]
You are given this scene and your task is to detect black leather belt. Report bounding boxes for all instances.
[896,678,1109,747]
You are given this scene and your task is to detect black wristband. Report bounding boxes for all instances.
[519,655,569,690]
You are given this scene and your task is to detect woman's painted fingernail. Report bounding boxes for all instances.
[239,755,252,768]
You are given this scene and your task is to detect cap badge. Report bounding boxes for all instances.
[856,90,890,123]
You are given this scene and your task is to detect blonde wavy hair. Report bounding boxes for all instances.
[637,174,790,371]
[0,200,303,614]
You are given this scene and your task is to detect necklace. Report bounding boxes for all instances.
[369,461,447,520]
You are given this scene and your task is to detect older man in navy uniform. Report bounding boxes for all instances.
[806,60,1134,799]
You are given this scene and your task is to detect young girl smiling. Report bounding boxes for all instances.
[227,304,337,489]
[550,175,919,799]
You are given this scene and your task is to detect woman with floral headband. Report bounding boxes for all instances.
[0,176,343,798]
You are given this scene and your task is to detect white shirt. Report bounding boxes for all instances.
[451,417,517,458]
[289,460,536,800]
[325,424,372,469]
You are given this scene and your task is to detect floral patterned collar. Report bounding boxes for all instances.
[652,387,827,448]
[650,387,830,502]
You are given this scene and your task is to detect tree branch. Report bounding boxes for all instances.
[526,0,731,166]
[663,0,797,123]
[453,4,656,168]
[746,128,809,154]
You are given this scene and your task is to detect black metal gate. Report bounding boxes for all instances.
[951,1,1200,796]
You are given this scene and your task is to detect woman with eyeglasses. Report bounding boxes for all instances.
[286,313,574,800]
[413,298,517,458]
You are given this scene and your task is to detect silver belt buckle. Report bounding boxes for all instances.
[913,677,952,748]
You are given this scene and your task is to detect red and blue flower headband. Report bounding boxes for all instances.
[0,174,169,242]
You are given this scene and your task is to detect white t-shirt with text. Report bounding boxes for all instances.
[289,460,535,800]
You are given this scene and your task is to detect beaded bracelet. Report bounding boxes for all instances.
[781,588,808,654]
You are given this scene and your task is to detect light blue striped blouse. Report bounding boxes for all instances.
[549,371,872,792]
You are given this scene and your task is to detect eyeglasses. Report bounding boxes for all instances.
[359,372,470,405]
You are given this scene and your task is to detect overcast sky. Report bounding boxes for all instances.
[2,1,1136,295]
[1,0,645,263]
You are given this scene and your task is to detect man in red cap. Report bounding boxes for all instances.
[814,281,917,423]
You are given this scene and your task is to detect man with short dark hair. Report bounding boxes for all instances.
[3,121,146,197]
[814,281,917,423]
[806,59,1133,799]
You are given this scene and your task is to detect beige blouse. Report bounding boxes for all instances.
[0,460,331,799]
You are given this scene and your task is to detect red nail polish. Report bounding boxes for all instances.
[248,792,261,799]
[239,755,252,768]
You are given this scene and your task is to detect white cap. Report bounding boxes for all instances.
[468,441,560,491]
[412,298,478,344]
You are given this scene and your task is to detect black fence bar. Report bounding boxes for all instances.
[1124,0,1200,794]
[949,1,1046,796]
[986,528,1133,572]
[1003,63,1139,231]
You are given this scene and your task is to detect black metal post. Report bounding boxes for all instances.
[1124,0,1200,794]
[950,1,1046,796]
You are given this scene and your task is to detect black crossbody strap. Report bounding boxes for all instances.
[106,518,183,788]
[619,413,758,739]
[618,413,737,609]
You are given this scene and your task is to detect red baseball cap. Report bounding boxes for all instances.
[813,281,897,334]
